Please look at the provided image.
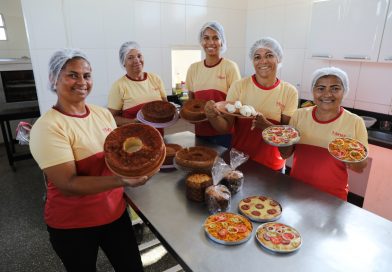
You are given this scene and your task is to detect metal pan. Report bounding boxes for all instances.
[262,125,301,147]
[255,222,302,253]
[238,196,282,223]
[136,110,179,128]
[203,212,253,246]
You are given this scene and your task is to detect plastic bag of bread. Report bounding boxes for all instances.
[220,149,249,194]
[204,157,231,213]
[205,184,231,214]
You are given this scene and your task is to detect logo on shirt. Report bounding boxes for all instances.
[332,130,346,137]
[153,87,160,92]
[103,127,113,133]
[217,75,226,80]
[276,101,285,111]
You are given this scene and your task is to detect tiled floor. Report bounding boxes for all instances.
[0,119,194,272]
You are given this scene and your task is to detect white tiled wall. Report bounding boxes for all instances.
[246,0,392,115]
[20,0,247,114]
[14,0,392,114]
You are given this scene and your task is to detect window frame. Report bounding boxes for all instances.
[0,13,7,41]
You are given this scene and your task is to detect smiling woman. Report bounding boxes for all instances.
[28,48,151,272]
[185,21,241,148]
[107,41,168,129]
[52,57,92,114]
[205,37,299,171]
[279,67,369,201]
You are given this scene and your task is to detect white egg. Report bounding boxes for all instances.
[226,104,236,113]
[234,100,242,109]
[240,105,252,117]
[248,105,257,116]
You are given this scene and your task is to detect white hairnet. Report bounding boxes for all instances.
[119,41,141,66]
[311,67,349,95]
[48,48,89,92]
[249,37,283,63]
[199,21,227,54]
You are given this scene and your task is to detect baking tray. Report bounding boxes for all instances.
[238,196,282,223]
[203,212,253,245]
[136,110,179,128]
[255,222,302,253]
[262,125,300,147]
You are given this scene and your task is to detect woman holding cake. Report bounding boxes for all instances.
[108,41,168,126]
[205,37,298,171]
[29,49,146,272]
[278,67,368,200]
[185,21,241,148]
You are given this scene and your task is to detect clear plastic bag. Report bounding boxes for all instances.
[220,148,249,194]
[205,184,231,214]
[15,121,32,145]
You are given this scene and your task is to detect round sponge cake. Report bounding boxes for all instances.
[141,100,176,123]
[104,123,165,177]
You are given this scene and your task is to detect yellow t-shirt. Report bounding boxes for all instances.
[108,72,166,119]
[289,106,368,200]
[185,58,241,136]
[227,75,298,170]
[29,104,125,229]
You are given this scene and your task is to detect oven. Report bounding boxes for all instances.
[0,69,38,110]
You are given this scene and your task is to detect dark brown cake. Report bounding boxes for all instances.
[163,143,182,166]
[180,99,207,121]
[141,100,176,123]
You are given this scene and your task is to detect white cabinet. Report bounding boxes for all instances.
[308,0,389,62]
[379,2,392,63]
[354,62,392,113]
[307,0,340,60]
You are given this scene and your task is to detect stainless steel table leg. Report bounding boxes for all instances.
[5,120,15,153]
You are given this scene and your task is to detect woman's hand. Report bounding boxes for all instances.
[121,176,149,187]
[120,166,161,187]
[205,100,220,119]
[251,113,272,130]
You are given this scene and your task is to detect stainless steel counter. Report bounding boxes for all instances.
[125,131,392,272]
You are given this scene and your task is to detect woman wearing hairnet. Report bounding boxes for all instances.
[29,49,146,271]
[108,41,167,127]
[185,21,241,148]
[279,67,368,200]
[205,37,298,170]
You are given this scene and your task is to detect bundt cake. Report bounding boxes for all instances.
[180,99,207,122]
[104,123,165,177]
[175,146,218,171]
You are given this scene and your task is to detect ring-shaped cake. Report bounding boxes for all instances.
[175,146,218,171]
[180,99,207,122]
[104,123,165,177]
